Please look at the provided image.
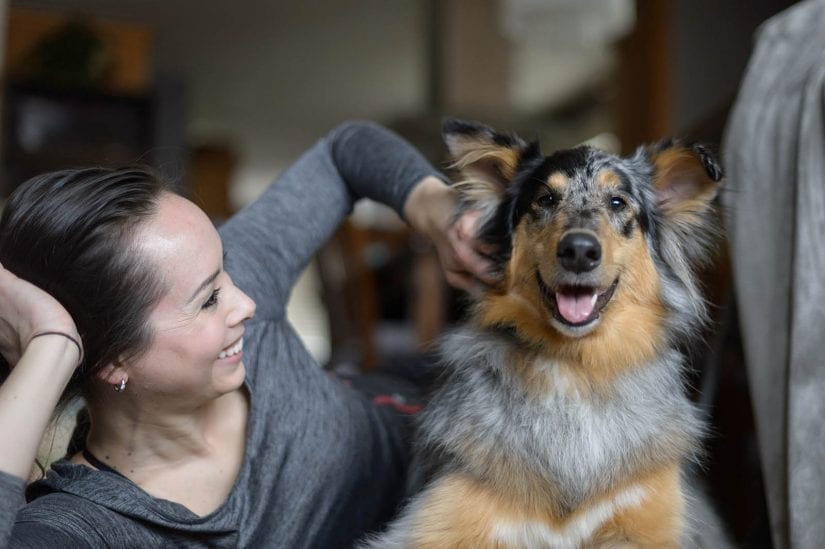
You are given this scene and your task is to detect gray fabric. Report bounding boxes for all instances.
[0,121,443,548]
[722,2,825,547]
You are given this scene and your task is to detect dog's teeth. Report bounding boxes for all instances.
[590,293,598,307]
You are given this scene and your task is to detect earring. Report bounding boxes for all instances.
[113,377,127,392]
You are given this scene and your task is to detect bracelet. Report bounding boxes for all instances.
[29,331,84,366]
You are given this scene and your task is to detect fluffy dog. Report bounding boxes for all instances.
[363,119,728,548]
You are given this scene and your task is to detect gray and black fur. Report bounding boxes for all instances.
[361,119,728,548]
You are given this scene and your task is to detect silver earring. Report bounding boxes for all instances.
[113,377,127,392]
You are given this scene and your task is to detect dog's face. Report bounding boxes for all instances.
[513,155,644,339]
[444,119,723,366]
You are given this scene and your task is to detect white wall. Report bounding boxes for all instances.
[154,0,427,207]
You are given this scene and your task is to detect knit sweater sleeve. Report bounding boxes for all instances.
[0,472,100,547]
[218,120,446,324]
[0,470,24,546]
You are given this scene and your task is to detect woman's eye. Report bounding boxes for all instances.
[202,288,221,310]
[609,196,628,211]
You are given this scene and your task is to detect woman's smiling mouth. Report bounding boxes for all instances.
[218,337,243,360]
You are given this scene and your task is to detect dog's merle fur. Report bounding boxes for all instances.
[361,119,728,548]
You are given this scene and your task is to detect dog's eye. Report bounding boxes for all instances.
[609,196,627,211]
[536,194,556,209]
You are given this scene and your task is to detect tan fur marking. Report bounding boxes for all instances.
[451,143,522,183]
[597,169,621,188]
[594,464,684,547]
[409,475,515,549]
[547,172,568,191]
[408,465,683,548]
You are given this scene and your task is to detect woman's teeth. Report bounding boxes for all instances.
[218,338,243,359]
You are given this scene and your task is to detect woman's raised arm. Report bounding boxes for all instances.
[0,264,81,479]
[218,121,453,322]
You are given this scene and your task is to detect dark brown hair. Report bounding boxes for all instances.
[0,167,169,408]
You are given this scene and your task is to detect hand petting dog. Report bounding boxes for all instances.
[404,175,500,293]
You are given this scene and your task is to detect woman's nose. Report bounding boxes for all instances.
[227,284,256,326]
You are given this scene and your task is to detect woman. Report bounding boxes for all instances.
[0,122,494,547]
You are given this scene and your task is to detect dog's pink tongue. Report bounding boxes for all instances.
[556,292,598,324]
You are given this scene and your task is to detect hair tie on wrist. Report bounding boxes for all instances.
[29,331,84,365]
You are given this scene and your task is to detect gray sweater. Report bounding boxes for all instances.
[723,1,825,545]
[0,122,442,548]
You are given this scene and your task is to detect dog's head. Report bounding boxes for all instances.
[444,119,723,364]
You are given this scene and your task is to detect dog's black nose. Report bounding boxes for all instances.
[557,232,601,273]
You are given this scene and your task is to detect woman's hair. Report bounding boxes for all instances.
[0,167,170,408]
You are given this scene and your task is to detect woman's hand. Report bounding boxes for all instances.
[404,176,499,292]
[0,263,81,368]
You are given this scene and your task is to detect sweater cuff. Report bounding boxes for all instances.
[0,470,26,546]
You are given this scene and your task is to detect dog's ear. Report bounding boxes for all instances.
[442,118,541,267]
[442,118,537,210]
[442,119,541,268]
[443,118,529,183]
[648,140,723,220]
[647,140,724,267]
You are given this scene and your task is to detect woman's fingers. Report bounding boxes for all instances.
[403,177,502,292]
[448,210,499,287]
[0,264,80,366]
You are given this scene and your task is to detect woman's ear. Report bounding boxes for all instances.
[96,362,128,387]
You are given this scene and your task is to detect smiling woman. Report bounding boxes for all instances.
[112,192,256,404]
[0,121,496,547]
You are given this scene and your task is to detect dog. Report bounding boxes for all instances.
[362,119,728,548]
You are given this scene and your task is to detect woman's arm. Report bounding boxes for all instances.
[0,264,81,479]
[0,336,78,478]
[0,264,81,545]
[219,121,460,322]
[0,337,79,545]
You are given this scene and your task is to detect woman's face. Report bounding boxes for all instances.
[125,192,256,405]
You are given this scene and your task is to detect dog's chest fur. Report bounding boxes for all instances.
[418,326,703,513]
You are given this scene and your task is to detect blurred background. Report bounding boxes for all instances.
[0,0,800,546]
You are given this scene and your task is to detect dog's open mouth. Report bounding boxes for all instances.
[538,274,619,327]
